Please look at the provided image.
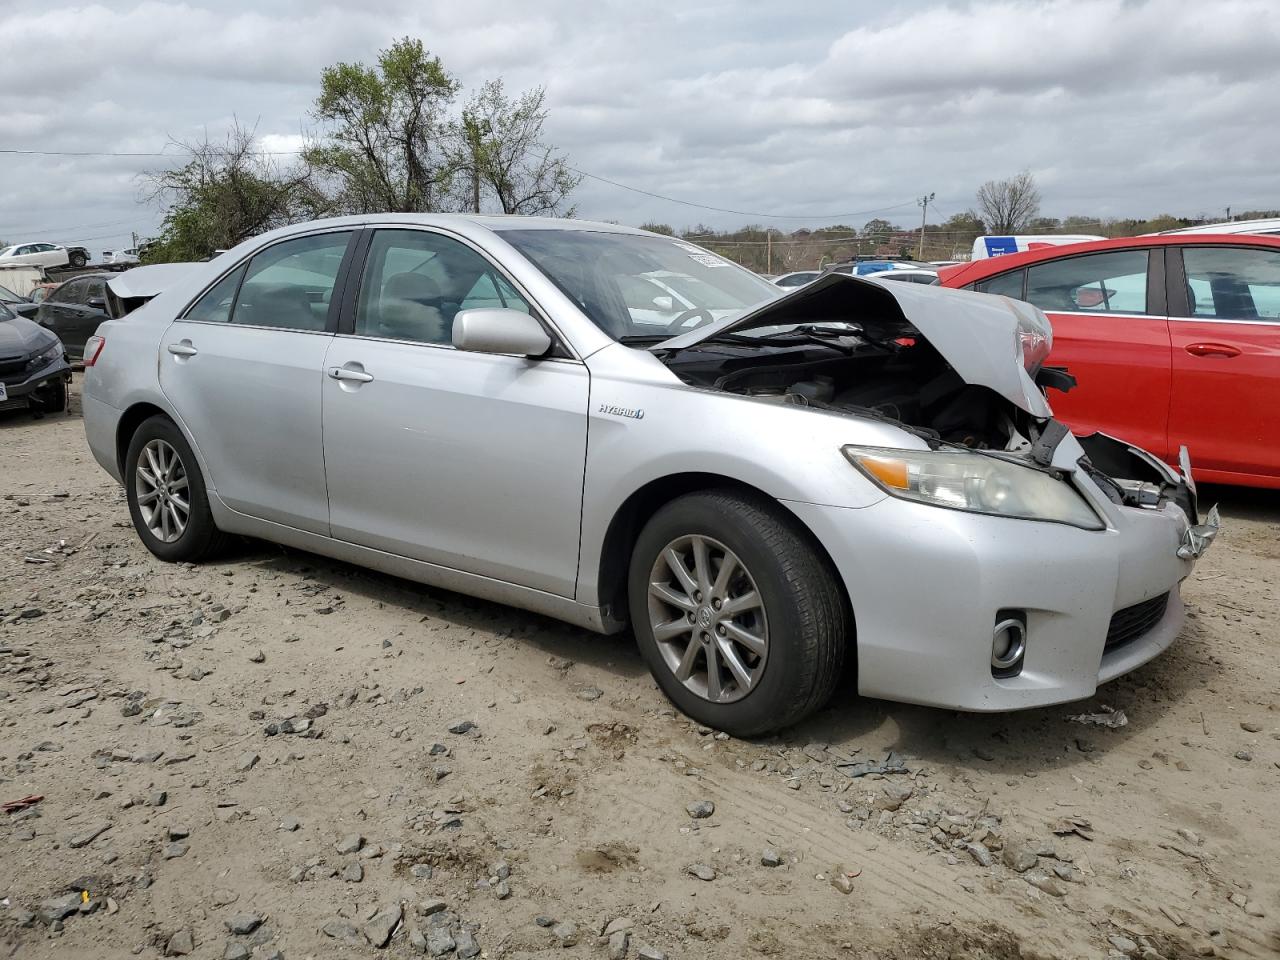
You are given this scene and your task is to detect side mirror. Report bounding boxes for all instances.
[87,297,107,311]
[12,302,39,318]
[452,308,551,357]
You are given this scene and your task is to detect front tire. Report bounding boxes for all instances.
[69,252,87,269]
[628,490,847,737]
[124,416,225,562]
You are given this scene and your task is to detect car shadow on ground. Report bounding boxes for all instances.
[226,539,651,682]
[219,527,1219,787]
[1201,481,1280,524]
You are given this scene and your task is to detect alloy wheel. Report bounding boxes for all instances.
[135,438,190,543]
[646,534,769,703]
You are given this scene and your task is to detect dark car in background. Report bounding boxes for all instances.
[0,301,71,413]
[34,272,112,360]
[0,282,40,318]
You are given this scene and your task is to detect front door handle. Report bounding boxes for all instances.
[167,341,198,357]
[1184,342,1241,358]
[328,365,375,383]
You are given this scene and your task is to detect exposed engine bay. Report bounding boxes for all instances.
[660,334,1040,453]
[653,270,1203,526]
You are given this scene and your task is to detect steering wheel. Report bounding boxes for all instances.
[665,307,715,332]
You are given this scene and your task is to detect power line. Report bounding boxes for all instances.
[0,147,927,223]
[567,166,922,221]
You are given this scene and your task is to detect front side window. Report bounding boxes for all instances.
[354,230,532,345]
[498,229,778,340]
[232,232,351,331]
[1025,250,1149,314]
[86,278,107,304]
[1182,246,1280,321]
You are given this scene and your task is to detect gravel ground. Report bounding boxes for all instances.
[1,378,1278,960]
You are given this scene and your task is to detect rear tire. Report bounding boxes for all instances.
[124,415,226,562]
[69,252,87,269]
[628,490,847,737]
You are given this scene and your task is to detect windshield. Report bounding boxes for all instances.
[498,229,779,340]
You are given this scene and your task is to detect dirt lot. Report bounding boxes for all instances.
[1,379,1278,960]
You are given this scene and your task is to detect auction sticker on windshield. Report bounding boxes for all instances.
[672,240,729,267]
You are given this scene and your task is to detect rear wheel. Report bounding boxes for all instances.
[628,490,847,737]
[68,251,87,269]
[124,416,226,562]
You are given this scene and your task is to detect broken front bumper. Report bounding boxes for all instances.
[783,462,1204,712]
[0,357,71,411]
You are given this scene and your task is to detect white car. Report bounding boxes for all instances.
[80,214,1218,734]
[103,248,142,270]
[1156,217,1280,237]
[0,242,70,270]
[772,270,822,289]
[862,268,940,285]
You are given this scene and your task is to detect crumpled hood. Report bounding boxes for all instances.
[0,315,56,357]
[658,272,1054,419]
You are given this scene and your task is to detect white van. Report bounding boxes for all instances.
[971,234,1105,260]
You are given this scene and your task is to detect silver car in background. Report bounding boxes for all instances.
[81,216,1215,735]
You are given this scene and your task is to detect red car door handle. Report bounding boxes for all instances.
[1184,342,1241,358]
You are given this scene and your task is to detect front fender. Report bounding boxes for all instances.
[576,345,910,606]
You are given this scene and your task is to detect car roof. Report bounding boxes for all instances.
[939,233,1280,286]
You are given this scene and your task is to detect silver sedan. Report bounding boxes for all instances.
[81,216,1216,735]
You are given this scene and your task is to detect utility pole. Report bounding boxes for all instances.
[766,231,772,275]
[917,192,935,260]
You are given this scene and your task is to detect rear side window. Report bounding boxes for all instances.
[1025,250,1149,314]
[1182,247,1280,321]
[976,270,1025,299]
[54,278,87,305]
[186,265,246,324]
[233,232,351,331]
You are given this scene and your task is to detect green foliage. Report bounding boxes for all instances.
[144,124,326,263]
[305,37,460,213]
[639,223,675,235]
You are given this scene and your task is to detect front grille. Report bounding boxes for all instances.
[1105,593,1169,652]
[0,356,27,379]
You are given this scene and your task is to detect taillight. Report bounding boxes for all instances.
[84,335,105,367]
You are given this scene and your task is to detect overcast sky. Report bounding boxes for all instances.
[1,0,1277,255]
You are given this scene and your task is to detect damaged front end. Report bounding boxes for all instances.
[656,273,1217,546]
[1077,434,1219,558]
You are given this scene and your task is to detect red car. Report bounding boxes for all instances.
[939,235,1280,488]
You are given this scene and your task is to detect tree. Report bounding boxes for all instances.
[638,222,674,235]
[453,80,581,216]
[144,123,325,263]
[976,171,1041,233]
[304,37,461,214]
[862,218,897,241]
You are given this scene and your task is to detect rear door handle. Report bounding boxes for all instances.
[1184,342,1241,358]
[167,341,198,357]
[328,366,375,383]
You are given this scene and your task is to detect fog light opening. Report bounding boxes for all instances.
[991,614,1026,676]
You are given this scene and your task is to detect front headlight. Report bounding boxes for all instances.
[29,341,64,369]
[844,444,1103,530]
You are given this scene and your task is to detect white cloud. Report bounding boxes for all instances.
[0,0,1277,253]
